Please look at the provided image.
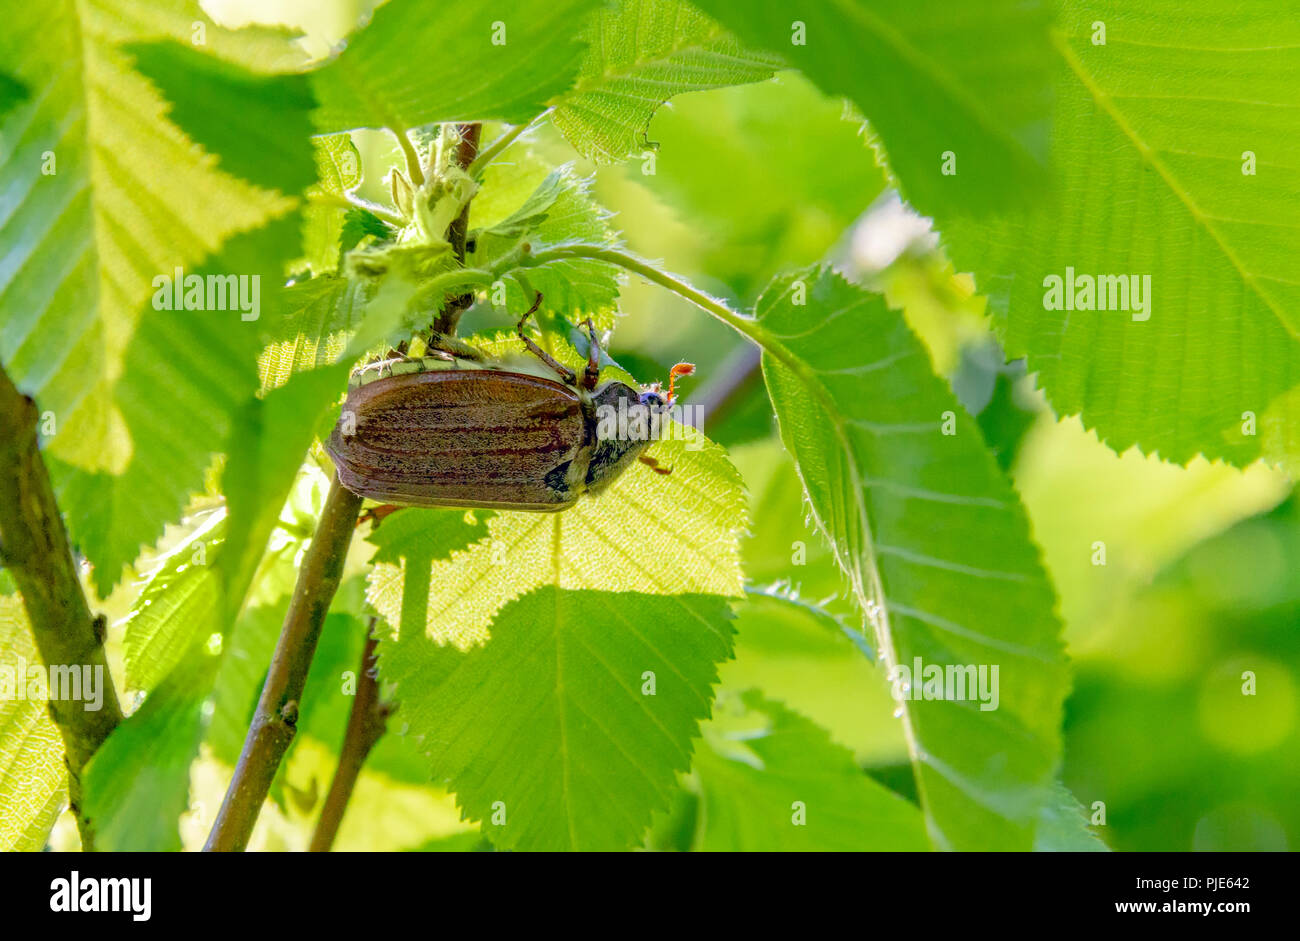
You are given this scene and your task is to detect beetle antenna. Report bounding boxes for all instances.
[667,362,695,403]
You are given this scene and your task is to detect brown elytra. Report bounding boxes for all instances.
[328,367,593,511]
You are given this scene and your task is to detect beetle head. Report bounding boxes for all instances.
[584,363,697,495]
[637,362,695,410]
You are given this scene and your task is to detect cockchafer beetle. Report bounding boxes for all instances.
[326,293,695,512]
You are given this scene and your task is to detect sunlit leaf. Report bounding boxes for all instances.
[219,362,351,619]
[301,136,364,276]
[381,586,735,851]
[309,0,605,132]
[257,276,371,391]
[755,265,1068,850]
[693,0,1052,216]
[0,0,299,472]
[129,40,317,194]
[468,165,622,328]
[122,511,225,693]
[0,594,67,851]
[52,214,305,597]
[692,690,928,850]
[370,393,745,849]
[367,434,746,649]
[551,0,780,161]
[941,1,1300,465]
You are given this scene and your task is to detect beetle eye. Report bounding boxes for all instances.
[638,390,665,408]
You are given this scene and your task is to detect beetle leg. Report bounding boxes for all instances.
[427,332,485,362]
[580,319,601,391]
[516,292,577,384]
[638,453,673,476]
[357,504,402,528]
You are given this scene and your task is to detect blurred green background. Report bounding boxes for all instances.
[76,0,1295,852]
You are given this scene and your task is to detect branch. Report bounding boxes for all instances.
[511,245,769,346]
[204,472,363,852]
[466,113,546,179]
[503,245,831,416]
[446,122,481,260]
[0,363,124,851]
[435,122,483,335]
[695,343,762,430]
[308,625,391,852]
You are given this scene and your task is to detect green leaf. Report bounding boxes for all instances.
[202,531,321,766]
[336,267,441,360]
[408,831,490,852]
[468,165,622,327]
[369,401,745,849]
[0,0,299,473]
[90,474,315,847]
[380,586,735,851]
[83,639,217,851]
[86,509,232,850]
[722,590,907,765]
[86,0,309,71]
[732,438,852,604]
[0,594,67,852]
[550,0,781,161]
[941,2,1300,465]
[203,600,282,766]
[129,43,364,283]
[339,207,392,255]
[754,265,1068,850]
[692,691,928,850]
[219,362,351,620]
[693,0,1052,216]
[0,71,27,118]
[366,509,495,642]
[1034,780,1109,851]
[257,276,371,391]
[631,73,891,299]
[122,512,225,693]
[51,213,303,597]
[300,137,365,275]
[309,0,606,133]
[367,432,746,648]
[128,40,318,195]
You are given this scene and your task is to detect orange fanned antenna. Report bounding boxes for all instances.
[667,362,695,403]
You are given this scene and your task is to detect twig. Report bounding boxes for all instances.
[308,626,391,852]
[695,343,762,430]
[435,122,482,335]
[466,113,545,179]
[204,473,363,852]
[507,245,774,352]
[446,123,481,261]
[0,363,124,851]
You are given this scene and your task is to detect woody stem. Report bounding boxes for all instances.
[204,473,363,852]
[0,363,124,852]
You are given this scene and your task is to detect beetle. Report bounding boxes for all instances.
[326,293,694,511]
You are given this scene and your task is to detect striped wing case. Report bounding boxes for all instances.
[327,369,588,511]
